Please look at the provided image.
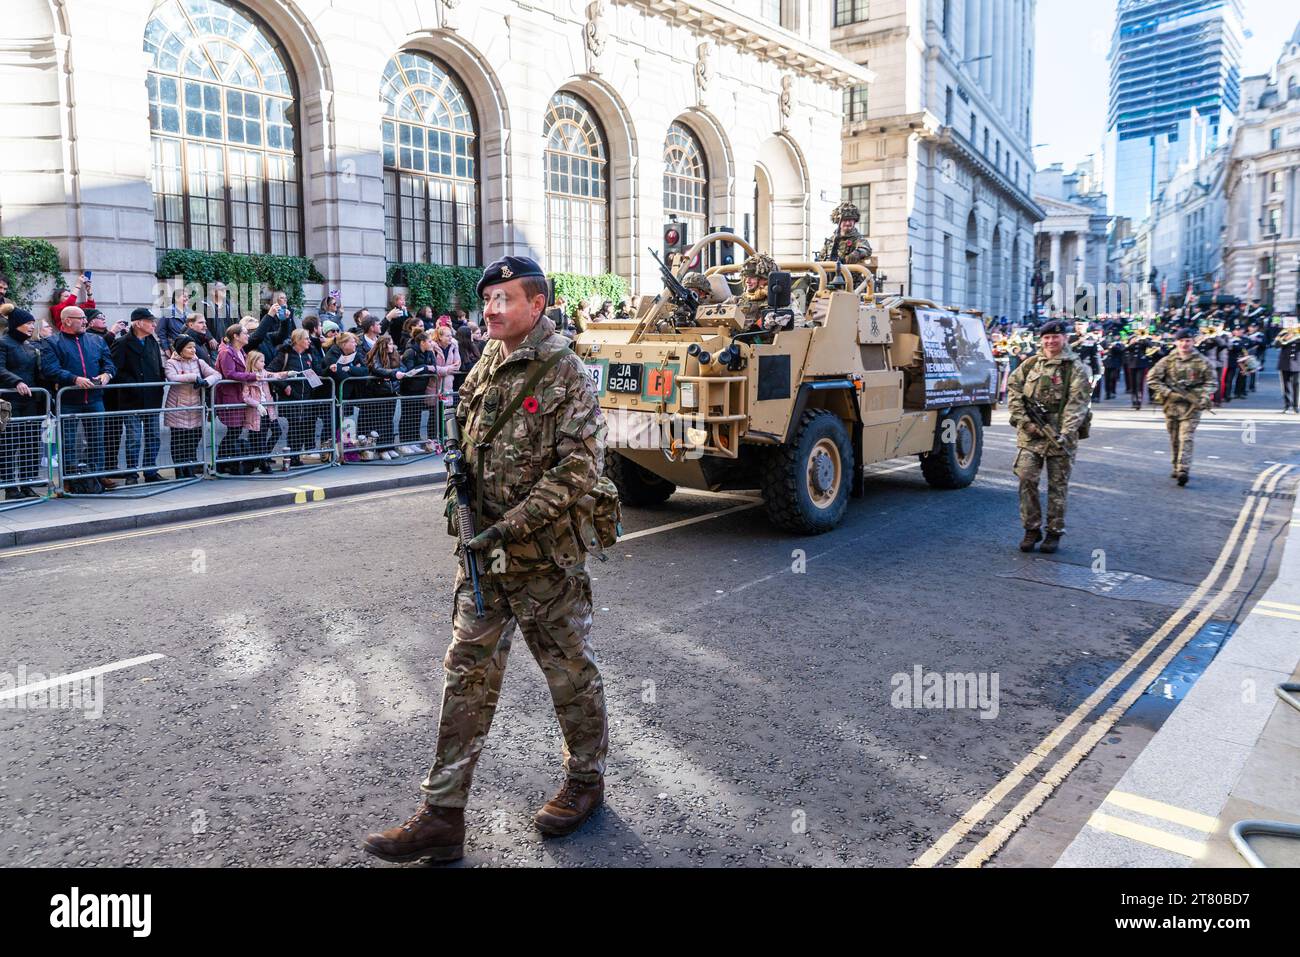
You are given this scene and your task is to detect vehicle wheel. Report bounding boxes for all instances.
[920,406,982,489]
[604,451,676,507]
[760,409,854,534]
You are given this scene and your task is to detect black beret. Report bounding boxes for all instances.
[476,256,546,298]
[1038,320,1066,335]
[130,307,157,322]
[1175,328,1196,340]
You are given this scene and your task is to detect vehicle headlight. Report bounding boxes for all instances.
[679,381,697,409]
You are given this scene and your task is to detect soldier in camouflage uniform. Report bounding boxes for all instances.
[1146,327,1215,486]
[364,256,609,865]
[682,271,723,305]
[1006,319,1093,554]
[728,253,776,327]
[818,202,873,265]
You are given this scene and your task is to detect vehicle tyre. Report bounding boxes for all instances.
[760,409,854,534]
[605,451,676,507]
[920,406,982,489]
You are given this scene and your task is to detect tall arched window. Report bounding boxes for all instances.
[144,0,301,256]
[543,92,609,275]
[381,52,479,266]
[663,122,709,251]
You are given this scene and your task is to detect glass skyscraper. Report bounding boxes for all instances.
[1105,0,1244,221]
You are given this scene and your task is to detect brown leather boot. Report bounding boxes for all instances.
[362,803,464,864]
[1040,531,1062,554]
[534,778,604,836]
[1019,528,1042,552]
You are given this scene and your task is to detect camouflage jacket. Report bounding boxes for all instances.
[727,288,768,324]
[1146,352,1214,420]
[818,229,873,265]
[451,316,606,573]
[1006,349,1092,457]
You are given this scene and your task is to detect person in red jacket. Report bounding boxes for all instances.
[51,273,95,326]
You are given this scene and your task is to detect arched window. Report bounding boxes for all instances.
[144,0,301,256]
[663,122,709,252]
[381,52,479,266]
[543,92,609,275]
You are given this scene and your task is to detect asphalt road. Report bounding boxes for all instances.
[2,378,1297,868]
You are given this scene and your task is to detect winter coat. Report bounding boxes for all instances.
[41,329,116,408]
[324,346,370,397]
[399,345,436,396]
[240,380,277,431]
[215,344,260,428]
[110,334,167,410]
[1279,340,1300,374]
[163,356,221,429]
[426,340,460,397]
[0,329,46,416]
[269,345,317,402]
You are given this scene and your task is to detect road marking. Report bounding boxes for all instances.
[1103,790,1218,833]
[619,502,761,541]
[0,485,432,559]
[1253,607,1300,622]
[953,464,1293,868]
[912,462,1286,868]
[282,484,325,504]
[1085,812,1207,859]
[1259,599,1300,613]
[865,461,921,476]
[0,653,166,702]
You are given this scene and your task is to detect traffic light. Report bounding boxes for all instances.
[712,224,735,267]
[664,221,687,264]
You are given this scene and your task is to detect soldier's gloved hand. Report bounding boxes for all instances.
[467,524,507,553]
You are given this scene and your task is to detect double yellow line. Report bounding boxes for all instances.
[913,461,1296,868]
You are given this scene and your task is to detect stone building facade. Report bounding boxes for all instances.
[0,0,868,316]
[833,0,1041,321]
[1222,23,1300,316]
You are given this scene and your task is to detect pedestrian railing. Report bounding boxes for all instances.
[54,383,204,498]
[209,376,335,479]
[0,388,55,511]
[4,372,453,504]
[337,376,451,466]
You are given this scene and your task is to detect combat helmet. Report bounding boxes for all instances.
[681,272,713,296]
[740,253,777,279]
[831,202,861,224]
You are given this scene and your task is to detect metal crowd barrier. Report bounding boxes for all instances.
[209,375,335,479]
[54,383,204,498]
[0,387,55,511]
[337,375,451,465]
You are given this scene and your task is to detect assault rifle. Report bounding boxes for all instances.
[1022,397,1072,455]
[443,409,485,617]
[1161,383,1216,415]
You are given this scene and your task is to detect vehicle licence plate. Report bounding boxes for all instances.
[608,363,643,393]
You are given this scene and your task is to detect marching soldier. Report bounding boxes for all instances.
[363,256,610,865]
[1146,328,1215,486]
[819,202,873,265]
[1007,319,1092,554]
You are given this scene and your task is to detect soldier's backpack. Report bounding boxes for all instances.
[1022,355,1092,440]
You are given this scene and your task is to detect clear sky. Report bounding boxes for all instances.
[1032,0,1300,175]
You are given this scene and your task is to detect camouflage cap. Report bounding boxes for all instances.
[831,202,861,224]
[741,253,777,279]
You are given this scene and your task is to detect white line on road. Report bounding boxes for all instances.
[619,502,761,541]
[0,653,166,702]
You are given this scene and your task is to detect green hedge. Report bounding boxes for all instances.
[386,263,483,317]
[550,272,629,316]
[156,249,324,310]
[0,237,66,308]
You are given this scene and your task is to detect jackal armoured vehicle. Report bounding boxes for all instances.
[572,232,999,534]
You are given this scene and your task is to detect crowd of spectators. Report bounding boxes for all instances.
[0,274,487,496]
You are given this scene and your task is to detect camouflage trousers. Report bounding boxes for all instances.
[1165,412,1200,475]
[1014,449,1073,533]
[420,564,609,808]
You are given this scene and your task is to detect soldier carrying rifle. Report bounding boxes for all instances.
[1146,327,1216,487]
[364,256,616,865]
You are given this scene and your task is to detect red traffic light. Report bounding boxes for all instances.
[665,228,680,246]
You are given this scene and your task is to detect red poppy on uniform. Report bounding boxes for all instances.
[522,395,540,414]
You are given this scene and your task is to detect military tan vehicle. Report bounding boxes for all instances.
[572,232,999,534]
